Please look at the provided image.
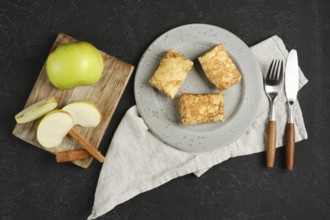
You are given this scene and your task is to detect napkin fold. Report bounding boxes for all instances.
[88,35,308,220]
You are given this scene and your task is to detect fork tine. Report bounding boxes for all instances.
[277,60,281,80]
[273,60,280,80]
[266,60,275,80]
[275,60,283,80]
[278,60,284,81]
[270,60,277,80]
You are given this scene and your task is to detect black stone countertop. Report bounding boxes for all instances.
[1,1,329,219]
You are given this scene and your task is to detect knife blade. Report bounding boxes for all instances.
[284,49,299,171]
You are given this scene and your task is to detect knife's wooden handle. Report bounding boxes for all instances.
[286,123,295,170]
[266,121,276,168]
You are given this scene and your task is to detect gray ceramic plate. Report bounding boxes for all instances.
[134,24,262,152]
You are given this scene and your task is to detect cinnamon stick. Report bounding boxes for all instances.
[56,149,91,163]
[56,90,66,105]
[68,128,105,163]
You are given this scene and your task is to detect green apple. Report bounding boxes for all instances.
[37,110,74,148]
[15,97,58,123]
[46,41,104,89]
[62,101,101,127]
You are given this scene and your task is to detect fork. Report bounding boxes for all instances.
[264,59,284,168]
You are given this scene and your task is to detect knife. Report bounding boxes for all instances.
[284,50,299,171]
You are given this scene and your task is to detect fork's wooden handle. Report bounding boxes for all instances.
[286,123,295,171]
[266,121,276,168]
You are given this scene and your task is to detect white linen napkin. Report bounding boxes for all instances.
[88,35,308,220]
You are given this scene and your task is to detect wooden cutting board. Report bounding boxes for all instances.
[12,33,134,168]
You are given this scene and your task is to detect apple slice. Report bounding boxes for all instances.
[62,101,101,127]
[15,97,58,123]
[37,110,74,148]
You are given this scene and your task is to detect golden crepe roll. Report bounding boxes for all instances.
[149,49,193,99]
[178,93,224,125]
[198,44,241,91]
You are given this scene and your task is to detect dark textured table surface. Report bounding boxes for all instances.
[1,1,329,219]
